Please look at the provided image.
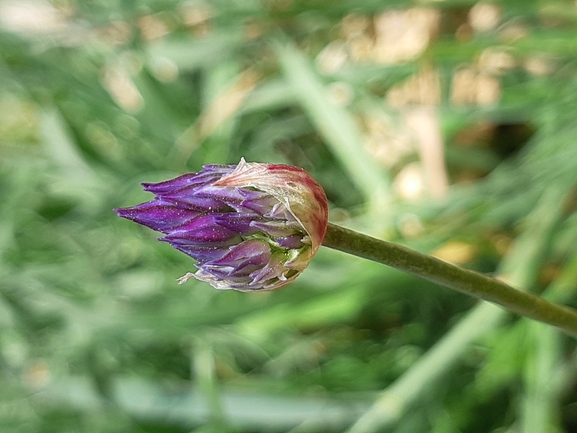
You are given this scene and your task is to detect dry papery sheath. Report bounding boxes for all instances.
[115,159,329,291]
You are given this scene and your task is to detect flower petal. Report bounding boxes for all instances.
[249,255,290,286]
[249,220,300,237]
[170,244,230,262]
[275,234,305,249]
[142,166,231,194]
[114,200,199,233]
[205,239,271,271]
[158,187,233,212]
[163,214,240,243]
[239,189,280,214]
[193,185,247,209]
[213,214,263,235]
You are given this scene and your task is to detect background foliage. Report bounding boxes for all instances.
[1,0,577,432]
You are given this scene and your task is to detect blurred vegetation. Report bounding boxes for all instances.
[1,0,577,432]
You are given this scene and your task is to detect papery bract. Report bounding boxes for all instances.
[115,158,328,291]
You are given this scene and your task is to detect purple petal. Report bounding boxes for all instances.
[142,174,197,194]
[170,244,230,262]
[275,234,305,249]
[142,166,232,194]
[193,185,247,208]
[250,220,300,237]
[249,255,286,285]
[204,240,271,274]
[114,200,199,233]
[142,173,211,194]
[213,214,263,235]
[200,267,249,280]
[162,214,240,243]
[240,190,280,214]
[156,187,233,212]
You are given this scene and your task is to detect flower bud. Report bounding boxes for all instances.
[115,158,329,291]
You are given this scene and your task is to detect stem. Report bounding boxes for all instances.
[322,222,577,338]
[338,187,571,433]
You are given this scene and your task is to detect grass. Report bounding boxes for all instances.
[1,0,577,432]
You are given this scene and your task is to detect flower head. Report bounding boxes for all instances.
[115,158,328,291]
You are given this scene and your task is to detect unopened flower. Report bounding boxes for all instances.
[115,158,329,291]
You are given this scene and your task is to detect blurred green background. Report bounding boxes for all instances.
[1,0,577,432]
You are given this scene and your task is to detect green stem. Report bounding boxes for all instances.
[322,222,577,338]
[337,187,570,433]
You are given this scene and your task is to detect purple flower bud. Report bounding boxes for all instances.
[115,159,329,291]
